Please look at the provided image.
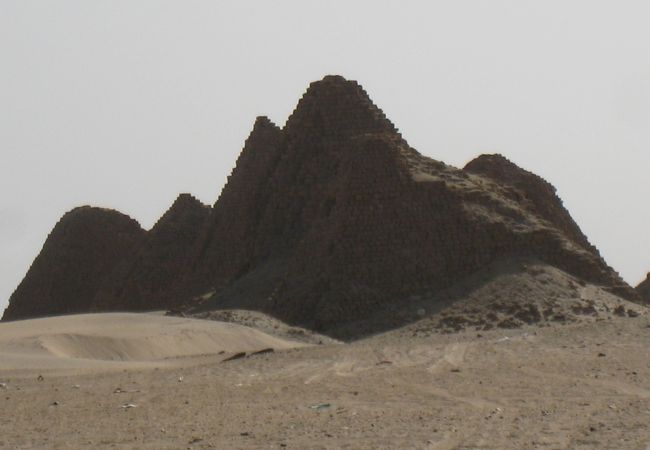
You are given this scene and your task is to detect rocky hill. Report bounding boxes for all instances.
[2,75,640,330]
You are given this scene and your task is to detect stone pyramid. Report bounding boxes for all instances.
[2,75,639,327]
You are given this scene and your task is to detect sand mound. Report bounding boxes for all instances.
[0,313,306,371]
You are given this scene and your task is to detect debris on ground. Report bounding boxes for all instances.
[250,348,274,356]
[113,387,140,394]
[222,352,246,362]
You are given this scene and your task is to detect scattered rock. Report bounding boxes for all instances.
[497,317,522,329]
[249,348,274,356]
[222,352,247,362]
[613,305,626,317]
[113,387,139,394]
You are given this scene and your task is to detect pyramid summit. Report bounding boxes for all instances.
[284,74,399,138]
[2,75,641,332]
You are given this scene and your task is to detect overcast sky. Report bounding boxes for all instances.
[1,1,649,313]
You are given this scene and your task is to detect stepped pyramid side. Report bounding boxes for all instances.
[171,76,411,308]
[283,75,400,139]
[2,207,145,321]
[92,194,211,311]
[175,116,285,298]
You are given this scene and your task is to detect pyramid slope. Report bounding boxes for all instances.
[181,116,284,294]
[2,207,145,321]
[636,274,650,303]
[464,154,592,249]
[92,193,211,311]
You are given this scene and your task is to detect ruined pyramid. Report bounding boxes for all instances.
[2,75,640,328]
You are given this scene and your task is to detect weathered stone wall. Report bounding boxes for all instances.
[464,154,593,250]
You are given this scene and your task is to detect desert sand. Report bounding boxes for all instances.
[1,305,649,449]
[0,313,308,374]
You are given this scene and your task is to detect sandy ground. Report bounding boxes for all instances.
[1,311,649,449]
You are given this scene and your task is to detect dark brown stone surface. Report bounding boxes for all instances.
[2,207,145,320]
[636,274,650,303]
[2,194,210,321]
[92,194,211,311]
[181,116,283,295]
[464,153,592,249]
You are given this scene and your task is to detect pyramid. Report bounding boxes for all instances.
[92,193,211,311]
[2,75,639,327]
[2,207,145,320]
[168,75,637,330]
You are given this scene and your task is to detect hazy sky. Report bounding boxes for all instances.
[1,1,649,313]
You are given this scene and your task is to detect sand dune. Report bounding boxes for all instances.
[0,312,306,372]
